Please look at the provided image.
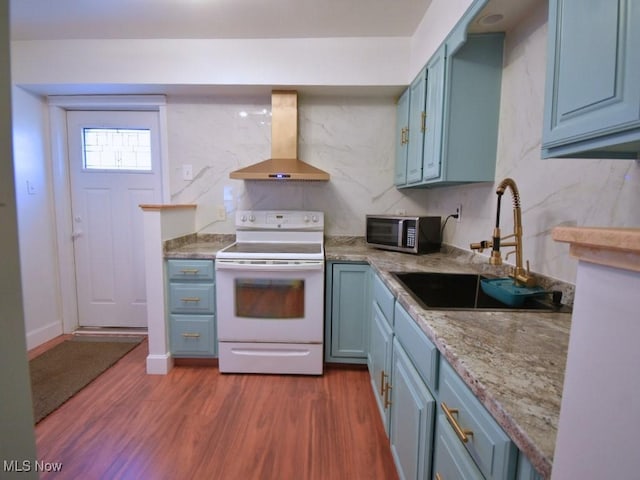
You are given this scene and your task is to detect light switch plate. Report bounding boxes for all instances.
[182,164,193,181]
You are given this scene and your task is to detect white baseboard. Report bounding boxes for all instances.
[26,321,63,350]
[146,353,174,375]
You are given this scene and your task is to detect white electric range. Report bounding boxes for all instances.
[215,210,325,375]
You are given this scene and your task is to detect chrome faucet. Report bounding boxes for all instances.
[470,178,537,287]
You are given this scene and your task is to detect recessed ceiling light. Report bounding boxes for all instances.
[478,13,504,26]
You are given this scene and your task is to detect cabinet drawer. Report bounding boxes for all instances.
[433,414,484,480]
[169,283,215,314]
[394,302,438,392]
[170,314,215,356]
[438,359,517,480]
[167,259,214,281]
[373,273,394,326]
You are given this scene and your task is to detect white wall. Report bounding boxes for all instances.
[11,37,410,91]
[11,87,63,348]
[410,0,473,78]
[551,260,640,480]
[0,1,38,469]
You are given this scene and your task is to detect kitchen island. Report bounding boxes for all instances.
[164,235,572,479]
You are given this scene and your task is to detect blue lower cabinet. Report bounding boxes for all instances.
[324,262,370,363]
[438,359,517,480]
[368,301,394,433]
[166,259,216,358]
[170,314,215,357]
[515,455,542,480]
[368,273,542,480]
[433,414,484,480]
[389,338,436,480]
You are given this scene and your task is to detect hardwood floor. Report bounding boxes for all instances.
[34,340,399,479]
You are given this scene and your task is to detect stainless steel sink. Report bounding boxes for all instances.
[391,272,567,312]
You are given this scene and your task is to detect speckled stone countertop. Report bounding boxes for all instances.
[164,233,235,258]
[164,234,572,479]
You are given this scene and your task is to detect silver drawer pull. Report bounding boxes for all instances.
[180,297,201,302]
[181,333,201,338]
[180,268,200,274]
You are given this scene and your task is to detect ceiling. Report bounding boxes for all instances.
[10,0,433,41]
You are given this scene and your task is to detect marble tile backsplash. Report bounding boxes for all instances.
[167,96,432,237]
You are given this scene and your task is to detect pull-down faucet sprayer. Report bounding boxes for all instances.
[470,178,537,287]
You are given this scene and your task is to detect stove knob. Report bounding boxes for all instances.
[303,215,310,223]
[240,215,247,222]
[312,215,319,223]
[249,215,256,222]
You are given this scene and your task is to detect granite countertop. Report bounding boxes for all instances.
[164,233,235,258]
[164,234,571,479]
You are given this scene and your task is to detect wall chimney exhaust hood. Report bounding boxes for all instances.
[229,90,330,181]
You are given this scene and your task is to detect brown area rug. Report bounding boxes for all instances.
[30,336,143,424]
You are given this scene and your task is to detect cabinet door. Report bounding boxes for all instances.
[368,302,394,433]
[395,88,410,185]
[327,263,370,362]
[542,0,640,156]
[407,68,427,184]
[516,454,542,480]
[389,339,435,480]
[422,46,446,181]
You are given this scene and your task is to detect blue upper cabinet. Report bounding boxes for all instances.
[542,0,640,159]
[422,47,446,182]
[395,31,504,188]
[394,88,410,186]
[407,68,427,184]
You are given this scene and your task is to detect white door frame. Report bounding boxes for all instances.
[48,95,170,334]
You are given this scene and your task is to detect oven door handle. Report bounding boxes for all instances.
[215,260,324,272]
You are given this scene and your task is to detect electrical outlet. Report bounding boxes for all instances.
[456,204,462,223]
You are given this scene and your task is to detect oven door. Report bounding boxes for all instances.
[216,259,324,343]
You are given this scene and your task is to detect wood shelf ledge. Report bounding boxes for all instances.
[140,204,197,211]
[552,226,640,273]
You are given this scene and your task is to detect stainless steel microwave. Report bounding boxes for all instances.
[366,215,441,254]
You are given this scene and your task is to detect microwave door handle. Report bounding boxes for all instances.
[397,219,404,247]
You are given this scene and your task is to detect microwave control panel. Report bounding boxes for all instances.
[406,225,416,247]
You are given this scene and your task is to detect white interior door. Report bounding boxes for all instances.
[67,110,162,327]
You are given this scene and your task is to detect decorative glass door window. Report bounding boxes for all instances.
[235,278,305,319]
[82,128,152,171]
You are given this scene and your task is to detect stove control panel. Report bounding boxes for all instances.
[236,210,324,230]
